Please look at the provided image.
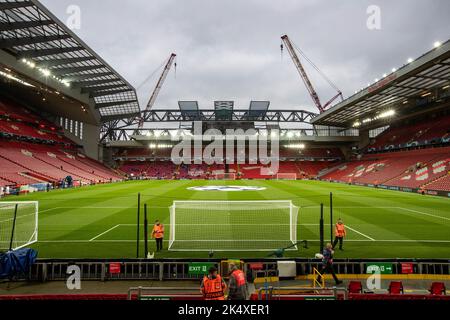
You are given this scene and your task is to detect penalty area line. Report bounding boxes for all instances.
[345,225,376,241]
[89,224,121,242]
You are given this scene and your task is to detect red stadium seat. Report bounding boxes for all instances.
[348,281,363,294]
[429,282,446,295]
[388,281,404,294]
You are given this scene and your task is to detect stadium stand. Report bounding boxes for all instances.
[367,114,450,152]
[0,97,122,187]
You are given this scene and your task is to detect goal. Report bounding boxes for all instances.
[0,201,38,251]
[276,173,297,180]
[214,173,236,180]
[168,200,298,251]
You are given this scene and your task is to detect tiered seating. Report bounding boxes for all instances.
[426,174,450,191]
[0,156,40,185]
[281,147,344,159]
[385,153,450,189]
[0,99,41,123]
[75,155,122,181]
[297,161,335,177]
[368,114,450,152]
[0,141,86,182]
[0,140,122,185]
[321,148,450,191]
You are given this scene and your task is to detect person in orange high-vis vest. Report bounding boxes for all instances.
[200,267,227,300]
[152,220,164,251]
[333,219,346,250]
[228,263,247,300]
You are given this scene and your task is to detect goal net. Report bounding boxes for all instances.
[168,200,298,251]
[0,201,38,252]
[214,173,236,180]
[276,173,297,180]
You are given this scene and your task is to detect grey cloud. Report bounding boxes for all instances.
[41,0,450,113]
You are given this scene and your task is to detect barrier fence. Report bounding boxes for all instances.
[26,259,450,282]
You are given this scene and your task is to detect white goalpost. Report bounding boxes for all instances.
[214,173,236,180]
[0,201,38,251]
[276,173,297,180]
[168,200,298,251]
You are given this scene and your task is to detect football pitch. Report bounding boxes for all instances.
[2,180,449,259]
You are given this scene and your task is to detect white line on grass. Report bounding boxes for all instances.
[398,207,450,222]
[345,225,375,241]
[89,224,121,242]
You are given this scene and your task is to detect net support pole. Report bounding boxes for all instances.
[144,203,148,258]
[330,192,333,243]
[320,203,324,254]
[136,193,140,258]
[9,204,18,251]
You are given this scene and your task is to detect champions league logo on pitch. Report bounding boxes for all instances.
[187,186,266,192]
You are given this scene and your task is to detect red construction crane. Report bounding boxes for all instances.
[138,53,177,128]
[281,35,343,113]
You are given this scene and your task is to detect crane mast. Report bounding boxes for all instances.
[281,35,342,114]
[138,53,177,128]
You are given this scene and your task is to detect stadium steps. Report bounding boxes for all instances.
[0,153,54,183]
[33,154,88,181]
[55,154,110,181]
[294,162,303,175]
[317,163,343,178]
[18,172,46,183]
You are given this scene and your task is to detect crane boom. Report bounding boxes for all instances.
[138,53,177,128]
[281,35,342,113]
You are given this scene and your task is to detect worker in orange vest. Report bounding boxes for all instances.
[151,220,164,251]
[333,218,346,250]
[200,266,227,300]
[228,262,247,300]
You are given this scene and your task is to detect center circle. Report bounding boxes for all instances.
[187,186,266,192]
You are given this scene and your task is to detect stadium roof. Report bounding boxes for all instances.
[312,39,450,128]
[0,0,140,121]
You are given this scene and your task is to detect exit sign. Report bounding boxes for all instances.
[188,263,214,275]
[366,263,393,274]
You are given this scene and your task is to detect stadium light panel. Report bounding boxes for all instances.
[434,41,442,48]
[407,58,414,63]
[391,68,397,72]
[383,74,387,78]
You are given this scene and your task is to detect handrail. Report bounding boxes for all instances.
[256,286,348,300]
[127,286,200,300]
[312,268,325,288]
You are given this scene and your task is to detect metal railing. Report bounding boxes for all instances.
[255,286,348,300]
[26,259,450,282]
[127,286,201,300]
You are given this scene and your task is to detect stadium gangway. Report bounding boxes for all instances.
[127,286,201,300]
[254,286,348,300]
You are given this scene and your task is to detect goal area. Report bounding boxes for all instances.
[0,201,38,252]
[276,173,297,180]
[168,200,298,251]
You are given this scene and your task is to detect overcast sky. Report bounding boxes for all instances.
[40,0,450,113]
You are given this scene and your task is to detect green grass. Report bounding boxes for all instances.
[1,180,449,259]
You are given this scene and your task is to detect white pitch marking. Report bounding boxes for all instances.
[398,207,450,222]
[345,225,375,241]
[89,224,121,242]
